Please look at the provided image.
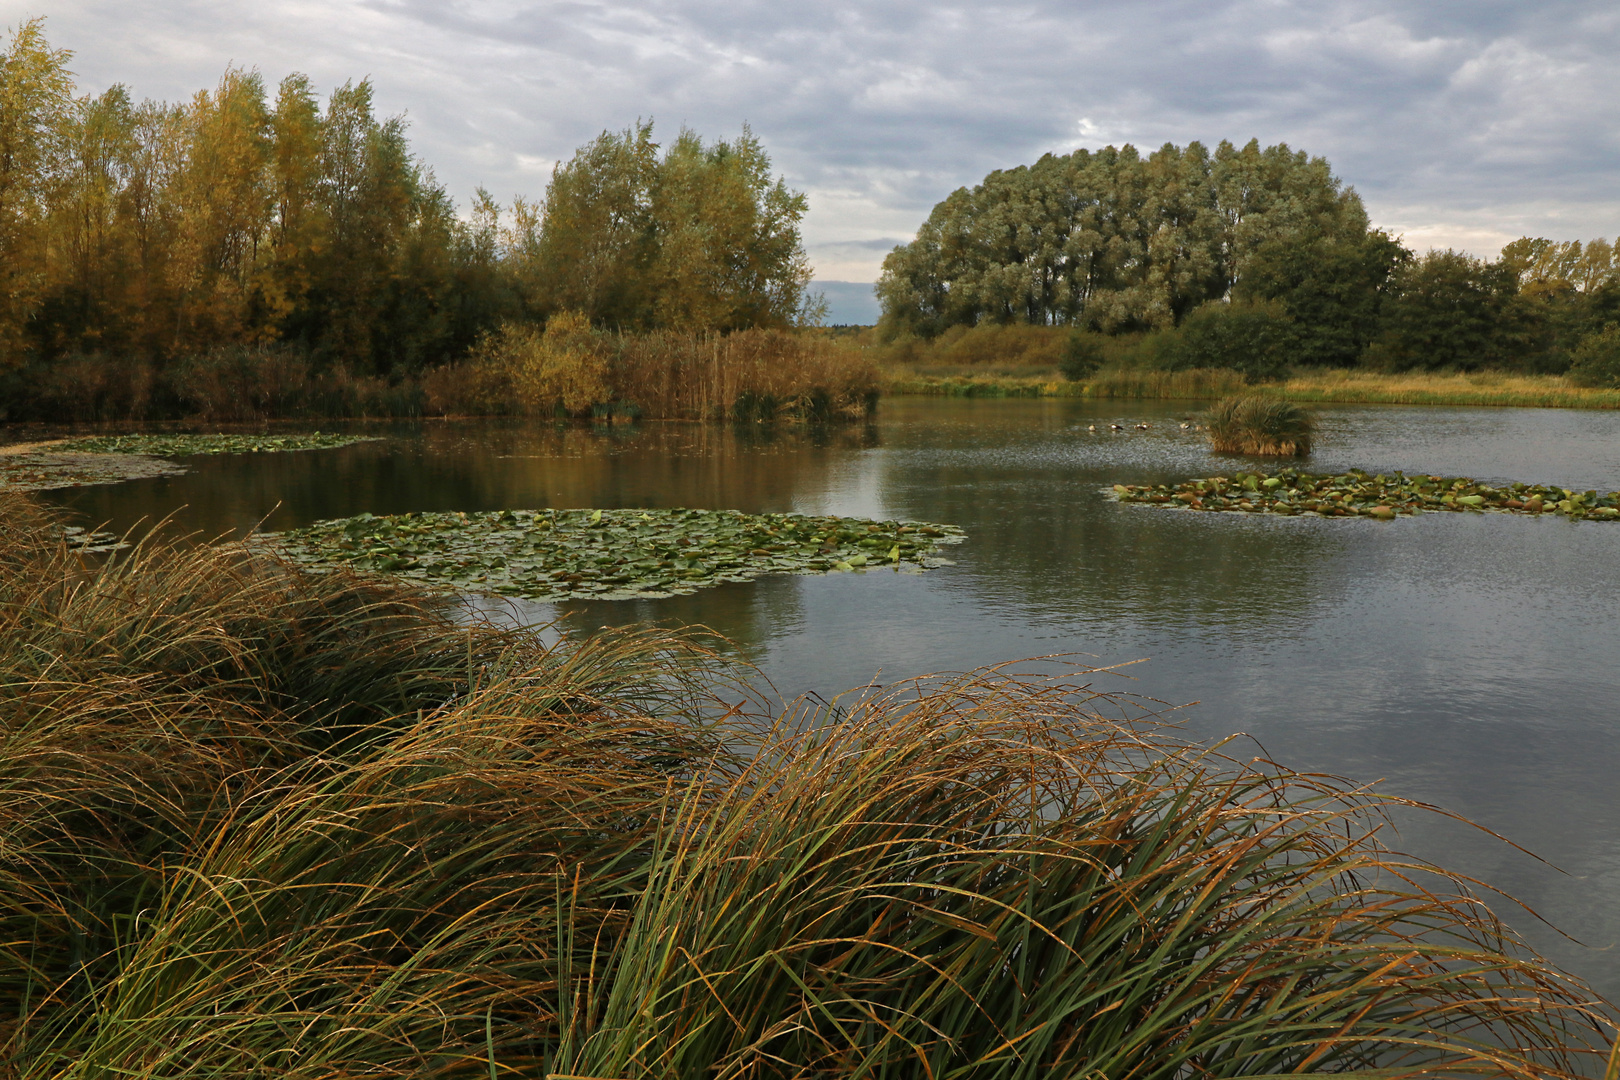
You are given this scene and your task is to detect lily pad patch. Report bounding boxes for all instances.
[1111,469,1620,521]
[262,508,966,601]
[56,432,380,456]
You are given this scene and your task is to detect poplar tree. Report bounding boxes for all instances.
[878,139,1371,336]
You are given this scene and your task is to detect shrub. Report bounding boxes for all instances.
[1206,394,1317,455]
[1059,329,1106,380]
[1367,250,1528,372]
[0,352,170,422]
[170,344,312,421]
[1168,299,1295,382]
[1567,325,1620,388]
[461,313,613,417]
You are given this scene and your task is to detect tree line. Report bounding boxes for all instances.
[0,19,816,393]
[878,141,1620,384]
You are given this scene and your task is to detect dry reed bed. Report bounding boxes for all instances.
[426,325,880,422]
[0,493,1613,1077]
[612,329,879,421]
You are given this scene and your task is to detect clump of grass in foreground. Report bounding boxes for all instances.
[0,493,1613,1077]
[1206,394,1317,455]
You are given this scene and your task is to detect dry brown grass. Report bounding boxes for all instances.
[429,321,878,422]
[0,493,1613,1077]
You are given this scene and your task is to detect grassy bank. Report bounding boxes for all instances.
[1,492,1612,1076]
[885,366,1620,409]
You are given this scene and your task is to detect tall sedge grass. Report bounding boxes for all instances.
[1,493,1613,1076]
[1206,395,1318,455]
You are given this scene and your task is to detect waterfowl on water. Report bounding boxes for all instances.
[1088,424,1096,432]
[1180,422,1190,429]
[1136,423,1150,430]
[1110,423,1124,431]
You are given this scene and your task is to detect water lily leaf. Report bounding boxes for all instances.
[260,508,965,602]
[1110,470,1620,524]
[56,431,379,456]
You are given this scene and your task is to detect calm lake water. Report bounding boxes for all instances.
[45,398,1620,1000]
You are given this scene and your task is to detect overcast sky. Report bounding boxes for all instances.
[11,0,1620,300]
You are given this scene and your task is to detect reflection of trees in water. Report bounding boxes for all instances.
[49,420,883,539]
[554,574,808,670]
[903,465,1355,634]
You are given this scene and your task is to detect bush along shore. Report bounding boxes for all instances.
[0,491,1614,1076]
[1114,468,1620,520]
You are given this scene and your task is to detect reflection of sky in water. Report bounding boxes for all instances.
[44,398,1620,1000]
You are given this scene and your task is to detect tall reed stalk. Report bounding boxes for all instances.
[0,494,1611,1076]
[428,324,879,422]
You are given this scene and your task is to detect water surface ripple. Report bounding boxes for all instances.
[48,398,1620,999]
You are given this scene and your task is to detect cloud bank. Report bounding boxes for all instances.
[11,0,1619,296]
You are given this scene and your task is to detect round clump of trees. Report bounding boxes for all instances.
[877,139,1620,380]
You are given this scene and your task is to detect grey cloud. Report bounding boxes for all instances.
[10,0,1620,278]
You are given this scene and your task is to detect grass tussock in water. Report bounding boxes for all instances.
[1205,395,1317,455]
[0,493,1613,1077]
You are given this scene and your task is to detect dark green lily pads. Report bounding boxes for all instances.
[57,432,379,456]
[261,508,967,601]
[1112,469,1620,521]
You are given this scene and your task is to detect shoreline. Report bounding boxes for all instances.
[882,369,1620,410]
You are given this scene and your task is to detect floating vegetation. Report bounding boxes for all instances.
[263,508,967,601]
[56,431,380,456]
[59,524,128,552]
[0,449,187,492]
[1112,469,1620,521]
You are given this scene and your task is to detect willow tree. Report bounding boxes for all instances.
[534,121,814,331]
[878,139,1372,336]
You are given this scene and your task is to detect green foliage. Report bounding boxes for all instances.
[0,493,1611,1077]
[1117,468,1620,520]
[1567,325,1620,388]
[265,507,965,600]
[535,121,813,332]
[1164,299,1295,383]
[1234,231,1407,366]
[1366,250,1530,371]
[1204,395,1316,455]
[1058,328,1106,380]
[878,138,1370,336]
